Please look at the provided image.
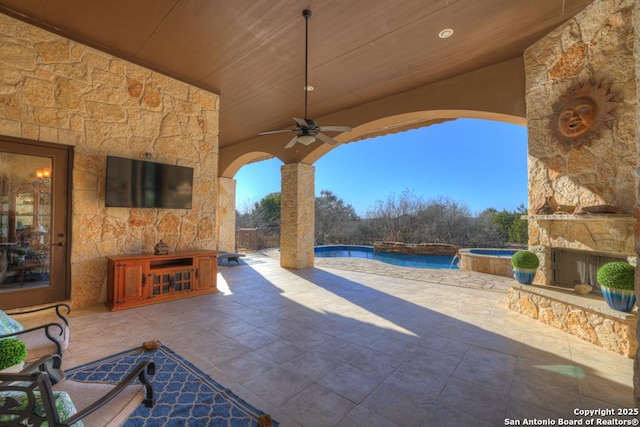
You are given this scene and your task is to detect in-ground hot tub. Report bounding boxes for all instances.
[457,248,518,278]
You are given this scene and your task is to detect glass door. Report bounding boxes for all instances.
[0,139,71,309]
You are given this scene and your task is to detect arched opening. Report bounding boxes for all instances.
[226,116,527,252]
[234,158,284,251]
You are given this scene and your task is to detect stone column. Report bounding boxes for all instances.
[217,177,236,252]
[280,163,315,269]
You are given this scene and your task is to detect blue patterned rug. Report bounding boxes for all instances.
[65,345,277,426]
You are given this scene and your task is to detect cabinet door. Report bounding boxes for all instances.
[148,268,194,297]
[195,255,217,290]
[115,262,146,305]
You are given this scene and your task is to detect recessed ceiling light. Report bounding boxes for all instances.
[304,85,314,91]
[439,28,454,39]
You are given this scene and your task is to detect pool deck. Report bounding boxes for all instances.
[313,252,514,292]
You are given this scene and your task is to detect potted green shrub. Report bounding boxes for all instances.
[511,250,539,285]
[0,337,28,372]
[596,262,636,312]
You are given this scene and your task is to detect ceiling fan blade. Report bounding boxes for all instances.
[315,132,339,145]
[293,117,310,128]
[318,125,351,133]
[258,129,295,136]
[284,135,299,149]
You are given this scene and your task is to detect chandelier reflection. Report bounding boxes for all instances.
[35,168,51,186]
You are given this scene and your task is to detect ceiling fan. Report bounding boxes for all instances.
[258,9,351,149]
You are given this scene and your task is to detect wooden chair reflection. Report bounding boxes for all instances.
[3,244,48,287]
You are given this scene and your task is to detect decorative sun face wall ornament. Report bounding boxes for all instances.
[549,80,618,153]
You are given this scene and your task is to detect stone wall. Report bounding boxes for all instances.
[509,286,636,358]
[524,0,636,285]
[457,249,514,278]
[373,242,459,256]
[0,13,219,307]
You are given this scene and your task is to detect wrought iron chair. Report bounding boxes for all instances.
[0,354,155,426]
[0,304,71,367]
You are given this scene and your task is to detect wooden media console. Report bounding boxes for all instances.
[106,250,218,311]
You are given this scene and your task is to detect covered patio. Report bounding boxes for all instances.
[0,0,638,421]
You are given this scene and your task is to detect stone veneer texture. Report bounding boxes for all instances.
[457,251,514,278]
[217,177,236,253]
[508,287,636,358]
[280,163,315,269]
[524,0,636,285]
[0,13,219,307]
[525,0,635,214]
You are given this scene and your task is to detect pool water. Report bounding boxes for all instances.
[314,245,458,269]
[469,249,517,257]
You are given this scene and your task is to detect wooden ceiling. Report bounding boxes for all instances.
[0,0,594,149]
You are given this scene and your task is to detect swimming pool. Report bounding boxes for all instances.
[314,245,458,269]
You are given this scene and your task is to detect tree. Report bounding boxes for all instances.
[479,204,528,246]
[253,192,281,230]
[315,190,360,244]
[488,209,514,242]
[507,204,528,244]
[472,208,505,247]
[236,187,527,249]
[364,189,424,242]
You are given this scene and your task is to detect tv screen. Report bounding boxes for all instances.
[105,156,194,209]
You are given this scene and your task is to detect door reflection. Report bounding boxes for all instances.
[0,153,51,290]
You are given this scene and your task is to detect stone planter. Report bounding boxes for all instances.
[513,268,536,285]
[600,286,637,313]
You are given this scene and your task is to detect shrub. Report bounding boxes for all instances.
[511,250,540,269]
[0,338,28,370]
[596,262,635,290]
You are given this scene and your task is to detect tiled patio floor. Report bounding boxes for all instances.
[63,251,635,426]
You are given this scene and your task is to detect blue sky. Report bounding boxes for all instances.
[234,118,528,216]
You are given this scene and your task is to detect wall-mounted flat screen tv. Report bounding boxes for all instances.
[105,156,194,209]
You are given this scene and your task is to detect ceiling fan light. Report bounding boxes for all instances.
[297,134,316,145]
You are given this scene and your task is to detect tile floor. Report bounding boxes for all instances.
[61,252,635,426]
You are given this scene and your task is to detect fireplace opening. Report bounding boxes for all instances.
[552,248,628,292]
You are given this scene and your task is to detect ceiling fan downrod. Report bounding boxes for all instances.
[257,8,351,148]
[303,9,311,121]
